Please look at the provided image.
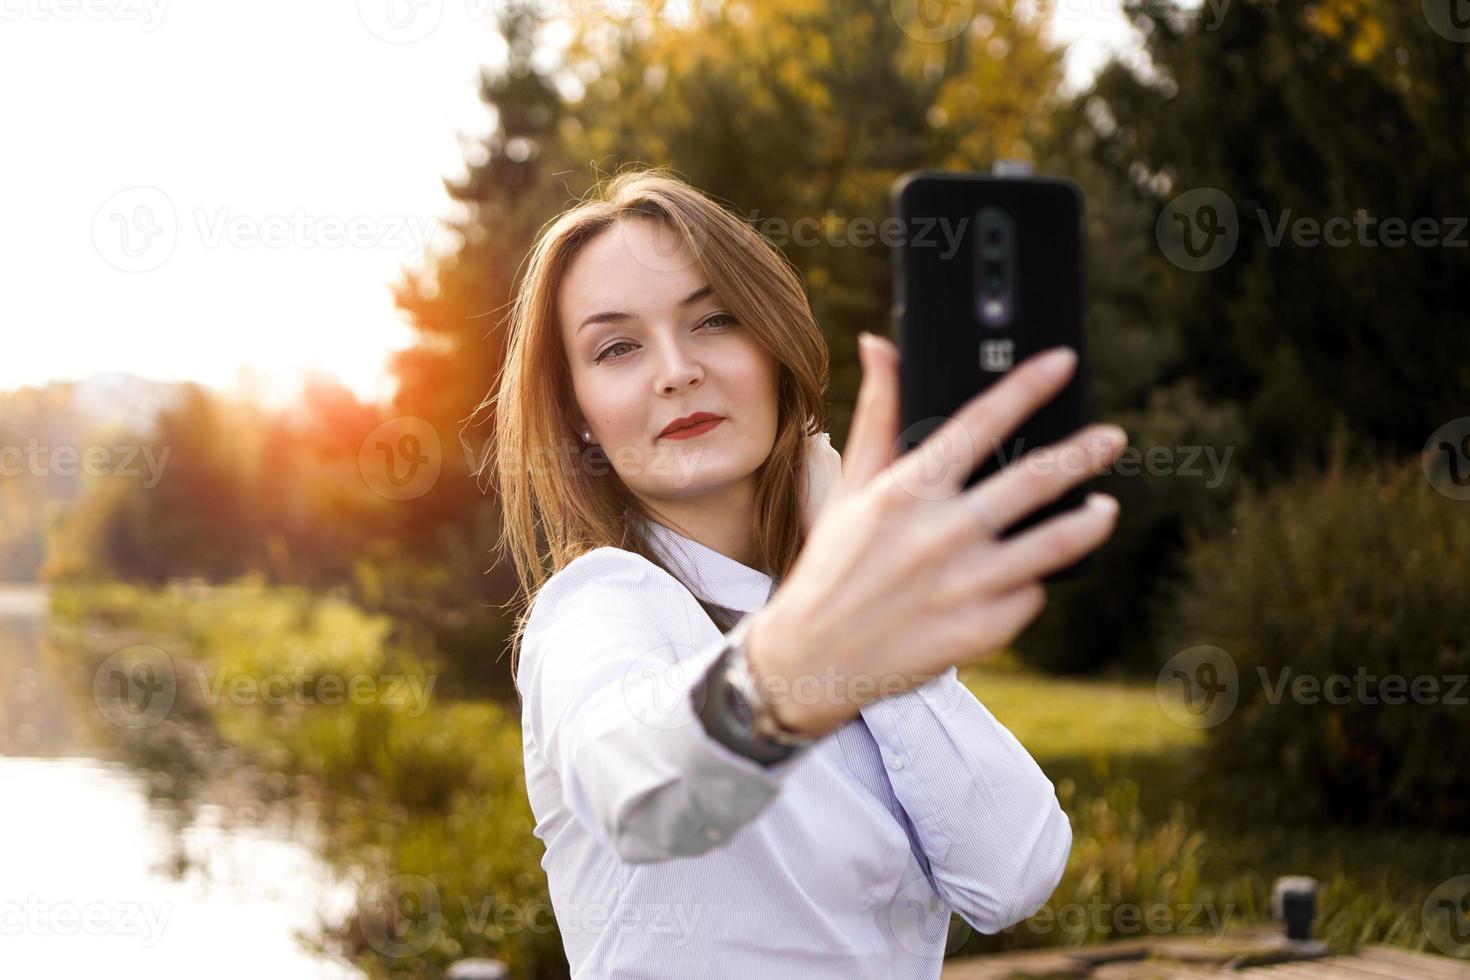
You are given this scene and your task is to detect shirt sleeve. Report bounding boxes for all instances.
[517,548,813,865]
[857,665,1072,934]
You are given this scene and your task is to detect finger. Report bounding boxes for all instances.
[842,333,901,488]
[965,423,1127,534]
[973,493,1120,595]
[888,346,1078,499]
[960,582,1048,659]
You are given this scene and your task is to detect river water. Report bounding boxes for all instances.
[0,583,365,979]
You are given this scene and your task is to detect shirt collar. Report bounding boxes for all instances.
[644,520,776,614]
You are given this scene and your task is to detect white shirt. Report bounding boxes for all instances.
[516,520,1072,978]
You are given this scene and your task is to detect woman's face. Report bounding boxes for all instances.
[558,217,781,509]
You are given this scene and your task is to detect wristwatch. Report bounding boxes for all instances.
[693,611,821,766]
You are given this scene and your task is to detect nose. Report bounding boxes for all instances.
[652,335,704,394]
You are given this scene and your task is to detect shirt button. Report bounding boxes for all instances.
[703,826,723,841]
[889,754,905,771]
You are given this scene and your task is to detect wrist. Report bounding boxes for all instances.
[692,612,815,767]
[744,606,829,740]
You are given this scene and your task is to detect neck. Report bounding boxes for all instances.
[639,477,762,572]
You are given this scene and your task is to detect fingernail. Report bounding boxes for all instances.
[1040,346,1077,374]
[1085,492,1118,515]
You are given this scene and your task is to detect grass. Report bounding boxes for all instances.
[961,653,1203,760]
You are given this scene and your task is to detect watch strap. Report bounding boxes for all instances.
[693,613,813,767]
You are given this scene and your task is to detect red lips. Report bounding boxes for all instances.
[659,412,724,438]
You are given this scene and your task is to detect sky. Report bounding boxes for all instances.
[1,0,1139,410]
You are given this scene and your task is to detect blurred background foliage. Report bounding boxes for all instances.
[10,0,1469,975]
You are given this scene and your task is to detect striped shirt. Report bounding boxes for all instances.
[516,519,1072,978]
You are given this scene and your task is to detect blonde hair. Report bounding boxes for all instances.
[470,166,829,668]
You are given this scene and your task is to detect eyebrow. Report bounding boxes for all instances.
[576,284,715,335]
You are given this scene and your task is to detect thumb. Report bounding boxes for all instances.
[841,332,901,489]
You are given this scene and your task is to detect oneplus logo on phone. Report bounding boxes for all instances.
[981,338,1014,372]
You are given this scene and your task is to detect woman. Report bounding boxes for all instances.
[486,167,1127,977]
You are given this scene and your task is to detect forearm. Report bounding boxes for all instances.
[542,627,807,864]
[858,668,1073,932]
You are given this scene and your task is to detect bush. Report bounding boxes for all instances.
[1156,449,1470,830]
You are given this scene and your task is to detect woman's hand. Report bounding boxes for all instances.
[747,331,1128,739]
[799,431,842,537]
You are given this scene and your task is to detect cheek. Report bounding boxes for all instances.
[727,339,780,401]
[574,372,645,442]
[747,349,782,421]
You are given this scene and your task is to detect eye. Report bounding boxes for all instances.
[701,313,738,330]
[594,314,738,364]
[594,340,637,364]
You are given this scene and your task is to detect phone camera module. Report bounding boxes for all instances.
[975,206,1014,328]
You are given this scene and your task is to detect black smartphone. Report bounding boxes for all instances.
[888,169,1094,582]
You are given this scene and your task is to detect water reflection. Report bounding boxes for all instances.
[0,584,364,978]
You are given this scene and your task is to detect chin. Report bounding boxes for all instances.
[642,459,755,499]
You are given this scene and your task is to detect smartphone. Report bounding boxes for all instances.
[888,169,1094,582]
